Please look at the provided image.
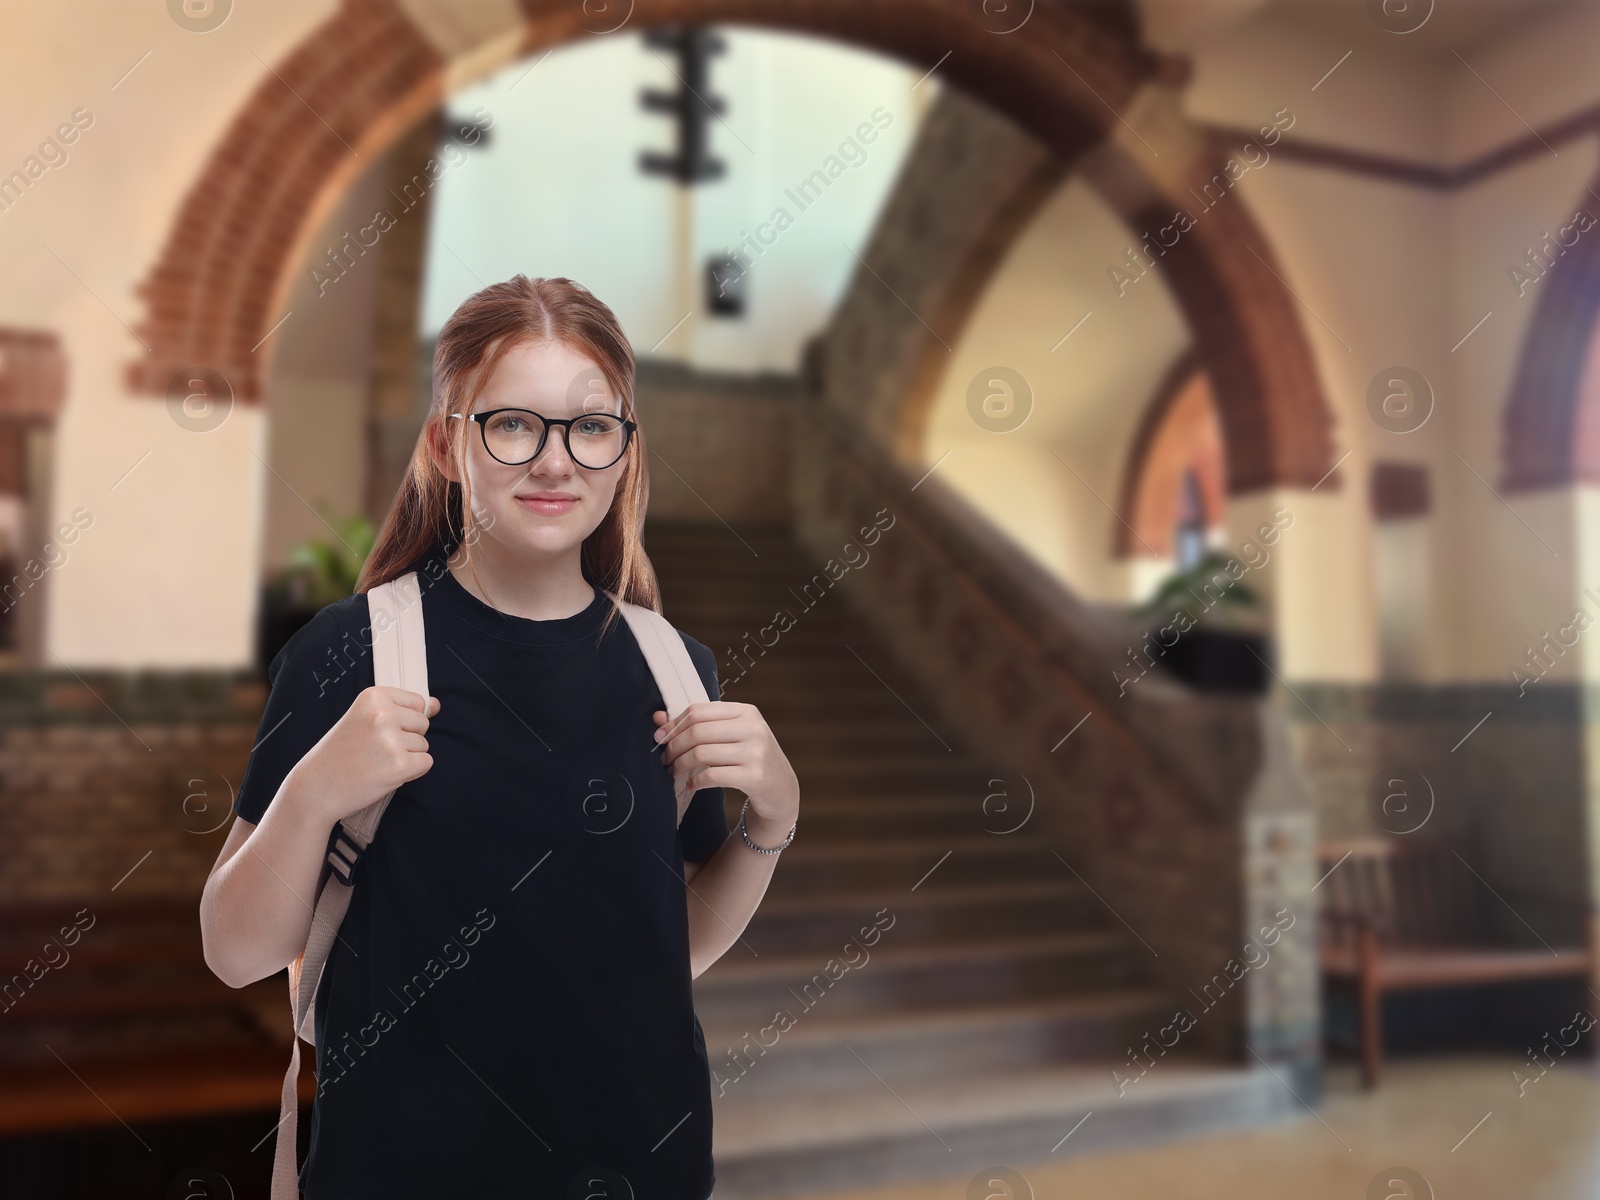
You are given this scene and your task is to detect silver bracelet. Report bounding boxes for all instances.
[738,797,796,855]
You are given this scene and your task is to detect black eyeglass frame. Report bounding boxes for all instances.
[448,407,639,470]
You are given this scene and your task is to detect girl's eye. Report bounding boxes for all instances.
[575,419,608,435]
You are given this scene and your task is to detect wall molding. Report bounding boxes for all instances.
[1208,102,1600,191]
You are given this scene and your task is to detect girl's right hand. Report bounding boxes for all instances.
[290,686,441,827]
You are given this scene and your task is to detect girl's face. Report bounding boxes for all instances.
[438,338,629,565]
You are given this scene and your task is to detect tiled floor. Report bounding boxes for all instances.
[765,1053,1600,1200]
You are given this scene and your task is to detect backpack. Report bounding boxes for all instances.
[270,568,709,1199]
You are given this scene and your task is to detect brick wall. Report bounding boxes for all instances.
[0,676,264,906]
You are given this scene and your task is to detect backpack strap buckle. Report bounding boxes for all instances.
[327,823,364,886]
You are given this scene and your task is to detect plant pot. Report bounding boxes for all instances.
[1156,628,1271,694]
[256,589,321,678]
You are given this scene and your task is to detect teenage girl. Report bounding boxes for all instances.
[199,276,800,1199]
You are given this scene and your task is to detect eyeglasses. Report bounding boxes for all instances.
[449,407,637,470]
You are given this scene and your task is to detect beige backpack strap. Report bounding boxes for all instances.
[272,570,426,1200]
[606,592,710,824]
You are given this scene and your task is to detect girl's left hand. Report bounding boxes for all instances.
[653,701,799,829]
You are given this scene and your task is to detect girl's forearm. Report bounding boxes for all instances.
[684,807,791,978]
[199,766,338,989]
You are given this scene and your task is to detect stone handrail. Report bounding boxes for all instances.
[792,395,1263,820]
[790,395,1318,1072]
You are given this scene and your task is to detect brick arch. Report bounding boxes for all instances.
[1501,178,1600,491]
[1092,132,1337,494]
[127,0,1157,402]
[874,108,1335,494]
[1113,348,1227,558]
[128,1,1334,496]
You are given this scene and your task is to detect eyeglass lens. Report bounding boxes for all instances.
[483,410,628,469]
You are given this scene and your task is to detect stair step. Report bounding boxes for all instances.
[787,793,988,816]
[0,1044,313,1135]
[0,975,244,1023]
[763,730,954,759]
[0,931,200,975]
[762,713,948,732]
[790,758,990,786]
[743,878,1098,952]
[0,972,286,1070]
[781,793,990,813]
[700,990,1174,1094]
[703,928,1125,985]
[752,876,1080,916]
[786,763,986,793]
[767,840,1066,893]
[695,930,1142,1021]
[703,989,1167,1052]
[785,796,1031,839]
[707,1061,1295,1196]
[778,834,1053,861]
[719,698,927,723]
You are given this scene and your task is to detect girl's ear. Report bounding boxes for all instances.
[426,418,462,483]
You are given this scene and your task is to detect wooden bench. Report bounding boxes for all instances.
[1317,837,1599,1088]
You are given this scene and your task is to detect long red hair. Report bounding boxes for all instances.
[357,275,660,629]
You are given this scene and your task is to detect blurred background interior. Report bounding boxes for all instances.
[7,0,1600,1196]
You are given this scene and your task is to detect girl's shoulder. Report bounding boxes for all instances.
[266,591,373,695]
[236,592,374,825]
[671,628,721,699]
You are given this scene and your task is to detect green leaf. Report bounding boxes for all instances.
[272,504,377,608]
[1135,550,1258,618]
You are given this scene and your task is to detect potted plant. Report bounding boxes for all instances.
[257,506,376,675]
[1134,551,1271,693]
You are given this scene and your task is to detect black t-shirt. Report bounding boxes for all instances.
[234,544,729,1199]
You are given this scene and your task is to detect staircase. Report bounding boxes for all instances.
[649,521,1297,1197]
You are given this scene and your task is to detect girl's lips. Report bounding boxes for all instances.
[516,496,578,516]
